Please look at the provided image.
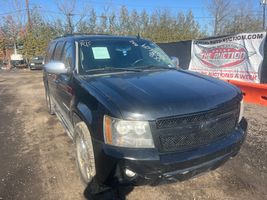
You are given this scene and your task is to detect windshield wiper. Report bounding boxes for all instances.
[85,67,142,73]
[133,65,176,70]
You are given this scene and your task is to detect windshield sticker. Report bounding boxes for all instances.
[80,40,91,47]
[129,40,138,46]
[141,44,162,62]
[92,47,110,59]
[115,46,131,56]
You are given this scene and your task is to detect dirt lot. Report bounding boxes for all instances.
[0,70,266,200]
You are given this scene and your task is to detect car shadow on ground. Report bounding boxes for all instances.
[84,178,134,200]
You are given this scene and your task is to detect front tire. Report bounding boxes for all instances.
[74,122,96,184]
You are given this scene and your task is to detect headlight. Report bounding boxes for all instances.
[30,63,35,66]
[103,115,154,148]
[238,99,244,123]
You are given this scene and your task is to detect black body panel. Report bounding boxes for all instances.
[43,34,247,187]
[93,119,247,185]
[80,70,241,121]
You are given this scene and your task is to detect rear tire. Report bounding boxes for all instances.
[45,88,55,115]
[74,122,96,184]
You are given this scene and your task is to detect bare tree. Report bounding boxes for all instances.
[140,9,149,35]
[118,6,130,35]
[207,0,232,36]
[56,0,76,34]
[0,0,26,55]
[223,1,262,34]
[109,10,117,34]
[98,6,110,33]
[129,9,140,35]
[56,0,88,34]
[12,0,26,26]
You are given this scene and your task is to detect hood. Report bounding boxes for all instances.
[80,70,240,120]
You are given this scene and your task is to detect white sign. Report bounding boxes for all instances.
[189,32,266,83]
[92,47,110,59]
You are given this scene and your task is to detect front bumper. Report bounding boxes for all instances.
[93,118,247,186]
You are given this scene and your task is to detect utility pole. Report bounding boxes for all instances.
[67,13,74,34]
[262,0,267,30]
[26,0,31,30]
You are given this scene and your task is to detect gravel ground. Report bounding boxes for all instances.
[0,70,266,200]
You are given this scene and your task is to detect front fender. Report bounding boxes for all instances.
[72,102,93,128]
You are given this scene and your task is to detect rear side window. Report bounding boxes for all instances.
[45,42,56,63]
[61,42,73,69]
[53,41,64,61]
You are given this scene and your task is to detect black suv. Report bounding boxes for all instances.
[43,34,247,189]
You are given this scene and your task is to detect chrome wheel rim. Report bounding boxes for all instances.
[76,136,92,183]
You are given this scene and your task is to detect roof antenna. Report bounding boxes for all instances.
[137,33,141,40]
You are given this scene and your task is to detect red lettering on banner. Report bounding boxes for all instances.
[197,70,258,81]
[240,74,257,81]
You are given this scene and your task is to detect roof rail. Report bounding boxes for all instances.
[53,33,111,39]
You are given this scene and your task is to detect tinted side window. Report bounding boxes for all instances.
[61,42,73,69]
[53,41,64,61]
[45,42,56,63]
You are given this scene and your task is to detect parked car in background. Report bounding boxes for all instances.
[0,59,9,70]
[29,56,44,70]
[43,34,247,193]
[10,54,27,68]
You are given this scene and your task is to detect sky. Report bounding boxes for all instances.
[0,0,263,32]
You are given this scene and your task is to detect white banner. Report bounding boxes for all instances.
[189,32,266,83]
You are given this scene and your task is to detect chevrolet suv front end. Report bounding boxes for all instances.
[43,34,247,191]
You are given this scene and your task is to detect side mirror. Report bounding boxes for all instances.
[44,62,68,74]
[170,56,179,68]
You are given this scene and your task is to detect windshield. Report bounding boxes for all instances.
[32,56,44,61]
[78,39,174,74]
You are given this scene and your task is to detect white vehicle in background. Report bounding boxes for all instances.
[10,53,27,68]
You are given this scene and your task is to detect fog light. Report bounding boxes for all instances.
[125,168,136,177]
